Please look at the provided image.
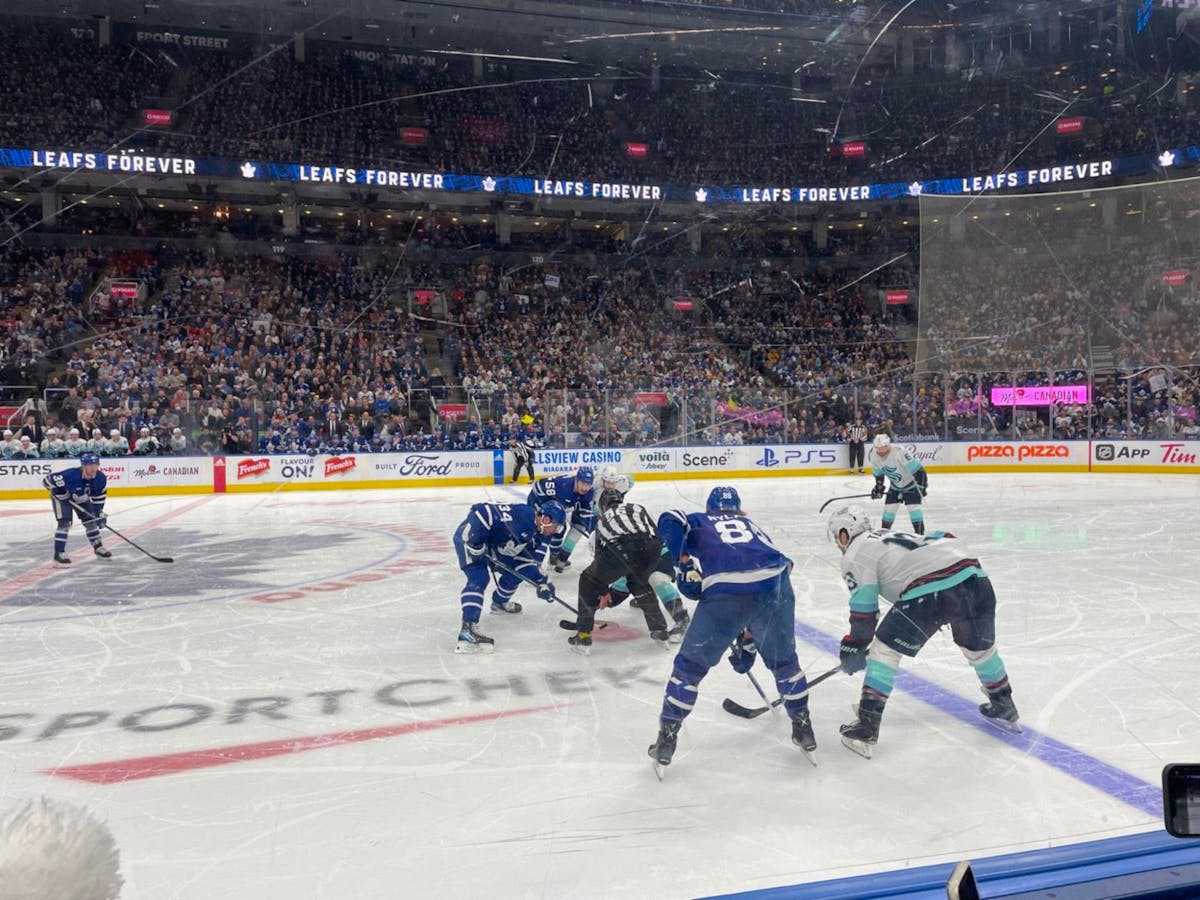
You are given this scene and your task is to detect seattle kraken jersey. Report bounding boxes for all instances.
[528,475,596,531]
[658,510,791,595]
[42,466,108,513]
[456,502,548,581]
[840,530,986,614]
[869,444,925,491]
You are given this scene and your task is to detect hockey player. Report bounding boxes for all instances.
[40,428,67,458]
[107,429,130,456]
[568,489,689,655]
[0,430,17,458]
[828,504,1019,759]
[598,464,634,499]
[868,433,928,534]
[64,428,89,458]
[41,453,111,564]
[133,427,160,455]
[167,427,188,454]
[452,499,567,653]
[16,435,38,459]
[647,486,816,772]
[528,466,596,573]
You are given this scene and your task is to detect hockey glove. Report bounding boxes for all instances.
[536,582,557,603]
[676,558,703,601]
[870,479,885,501]
[727,632,758,674]
[839,635,869,674]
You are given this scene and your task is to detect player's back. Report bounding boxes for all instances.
[682,512,791,594]
[849,531,982,602]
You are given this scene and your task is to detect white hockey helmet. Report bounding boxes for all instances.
[46,427,58,436]
[600,464,619,486]
[828,504,872,550]
[873,433,891,450]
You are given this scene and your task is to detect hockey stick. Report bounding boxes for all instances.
[721,664,844,719]
[489,555,580,617]
[67,500,174,564]
[818,493,875,513]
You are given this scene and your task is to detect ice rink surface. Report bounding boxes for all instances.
[1,472,1198,899]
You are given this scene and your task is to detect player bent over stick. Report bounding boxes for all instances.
[452,500,567,653]
[647,486,816,776]
[828,505,1020,759]
[42,453,111,564]
[567,489,690,655]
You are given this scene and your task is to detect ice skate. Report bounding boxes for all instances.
[490,599,523,614]
[53,552,71,565]
[840,696,885,759]
[648,720,681,780]
[791,709,818,766]
[92,544,112,559]
[979,686,1022,733]
[455,621,495,654]
[567,632,592,656]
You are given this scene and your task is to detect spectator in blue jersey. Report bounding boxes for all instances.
[41,452,110,565]
[452,500,567,653]
[527,466,596,573]
[648,487,816,772]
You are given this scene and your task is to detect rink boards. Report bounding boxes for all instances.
[0,439,1197,500]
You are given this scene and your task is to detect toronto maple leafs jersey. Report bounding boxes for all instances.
[839,530,986,615]
[42,466,107,515]
[455,502,548,583]
[868,444,925,491]
[658,510,791,595]
[528,474,596,532]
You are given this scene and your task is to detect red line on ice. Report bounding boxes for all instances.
[44,705,558,784]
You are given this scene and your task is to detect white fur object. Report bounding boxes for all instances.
[0,797,123,900]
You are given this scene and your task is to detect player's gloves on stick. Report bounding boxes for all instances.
[839,635,869,674]
[727,631,758,674]
[536,582,557,603]
[870,479,885,501]
[676,556,703,600]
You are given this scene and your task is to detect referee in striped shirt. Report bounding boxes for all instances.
[569,490,676,653]
[847,416,868,473]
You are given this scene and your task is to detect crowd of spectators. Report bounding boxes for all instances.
[3,226,1197,457]
[0,24,1194,192]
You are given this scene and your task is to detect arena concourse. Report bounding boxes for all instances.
[1,1,1200,897]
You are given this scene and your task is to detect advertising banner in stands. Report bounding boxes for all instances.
[1,139,1195,204]
[142,110,174,127]
[115,24,247,51]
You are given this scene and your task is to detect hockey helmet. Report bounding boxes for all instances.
[873,433,892,451]
[827,504,871,550]
[597,488,623,513]
[599,464,620,486]
[575,466,594,486]
[706,486,741,514]
[539,500,568,531]
[80,452,101,467]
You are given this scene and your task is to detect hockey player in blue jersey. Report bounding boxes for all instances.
[828,504,1019,758]
[527,467,596,573]
[41,453,111,565]
[452,500,567,653]
[647,486,816,772]
[868,433,929,534]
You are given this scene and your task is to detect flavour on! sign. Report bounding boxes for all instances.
[237,458,270,479]
[324,456,357,477]
[1162,270,1190,286]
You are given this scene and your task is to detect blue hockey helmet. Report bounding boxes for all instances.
[575,466,594,486]
[539,500,568,530]
[80,452,101,467]
[706,486,741,514]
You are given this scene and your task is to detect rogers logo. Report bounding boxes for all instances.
[325,456,357,477]
[967,444,1070,462]
[237,458,271,479]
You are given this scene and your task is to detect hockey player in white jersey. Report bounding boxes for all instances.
[867,433,928,534]
[64,428,89,458]
[41,428,68,458]
[598,464,634,500]
[828,505,1019,758]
